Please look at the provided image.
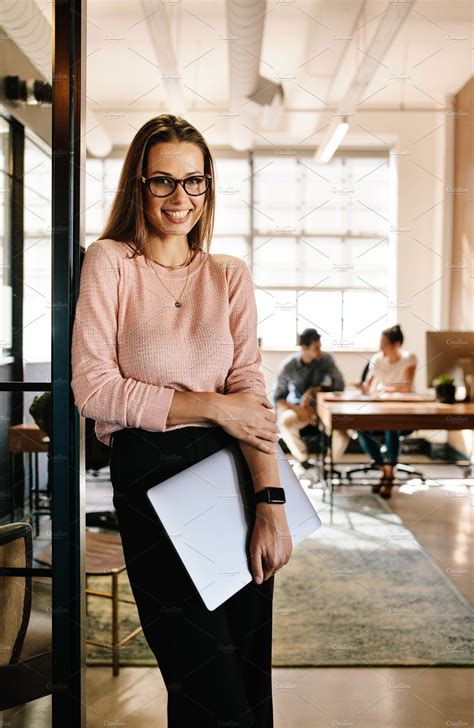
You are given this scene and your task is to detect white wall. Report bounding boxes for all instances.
[349,109,452,396]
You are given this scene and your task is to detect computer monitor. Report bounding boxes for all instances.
[426,331,474,401]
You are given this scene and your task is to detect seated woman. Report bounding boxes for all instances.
[356,324,417,498]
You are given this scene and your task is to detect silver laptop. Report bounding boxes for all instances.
[146,441,321,611]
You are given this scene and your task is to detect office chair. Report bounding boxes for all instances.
[345,364,426,484]
[0,522,52,712]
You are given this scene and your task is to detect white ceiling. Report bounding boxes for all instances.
[36,0,473,148]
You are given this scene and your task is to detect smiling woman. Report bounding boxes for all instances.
[99,115,216,270]
[140,140,211,264]
[71,113,287,727]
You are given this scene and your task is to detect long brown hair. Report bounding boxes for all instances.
[99,114,216,264]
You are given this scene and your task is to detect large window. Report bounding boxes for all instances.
[85,156,124,247]
[213,151,393,350]
[85,149,393,349]
[251,152,392,349]
[23,131,52,365]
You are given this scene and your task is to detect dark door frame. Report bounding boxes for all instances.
[51,0,87,724]
[0,1,87,720]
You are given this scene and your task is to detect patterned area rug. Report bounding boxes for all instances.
[86,492,473,667]
[272,491,472,666]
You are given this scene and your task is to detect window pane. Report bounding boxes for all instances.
[255,288,297,348]
[24,136,51,200]
[24,137,52,364]
[253,237,298,287]
[214,158,250,235]
[346,157,389,235]
[210,237,250,261]
[299,237,345,287]
[104,158,123,217]
[85,158,104,234]
[349,236,389,289]
[297,290,342,346]
[253,155,298,232]
[85,156,123,235]
[300,157,346,234]
[343,290,388,349]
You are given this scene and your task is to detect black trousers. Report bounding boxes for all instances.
[109,425,275,728]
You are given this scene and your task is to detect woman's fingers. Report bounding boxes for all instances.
[263,556,283,580]
[256,428,279,443]
[255,439,278,452]
[251,530,292,582]
[247,433,278,453]
[252,545,277,582]
[250,545,264,584]
[263,558,275,581]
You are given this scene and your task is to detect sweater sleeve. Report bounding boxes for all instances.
[70,240,175,431]
[224,258,267,396]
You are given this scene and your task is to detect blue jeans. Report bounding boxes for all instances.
[358,430,400,467]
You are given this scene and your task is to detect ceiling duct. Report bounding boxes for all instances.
[226,0,284,149]
[0,0,112,157]
[139,0,187,116]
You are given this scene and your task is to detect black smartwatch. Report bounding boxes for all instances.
[254,487,286,506]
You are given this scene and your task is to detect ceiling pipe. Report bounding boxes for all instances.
[0,0,112,157]
[139,0,187,117]
[0,0,51,77]
[226,0,284,150]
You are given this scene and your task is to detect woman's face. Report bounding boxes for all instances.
[380,333,400,356]
[142,141,207,238]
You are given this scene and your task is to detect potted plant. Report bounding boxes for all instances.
[432,375,456,403]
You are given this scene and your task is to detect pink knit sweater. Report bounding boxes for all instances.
[71,239,267,446]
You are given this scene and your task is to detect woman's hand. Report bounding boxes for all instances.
[250,504,292,583]
[216,392,279,454]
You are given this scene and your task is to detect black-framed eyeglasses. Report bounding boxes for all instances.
[141,174,212,197]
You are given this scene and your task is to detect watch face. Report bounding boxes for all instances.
[267,487,286,503]
[255,487,286,504]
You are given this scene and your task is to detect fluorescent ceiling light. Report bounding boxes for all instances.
[316,116,349,163]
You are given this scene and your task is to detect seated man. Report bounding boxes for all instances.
[272,328,345,469]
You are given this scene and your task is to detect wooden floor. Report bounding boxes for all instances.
[3,469,472,727]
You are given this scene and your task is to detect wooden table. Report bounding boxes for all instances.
[320,390,432,403]
[315,393,474,504]
[317,397,474,432]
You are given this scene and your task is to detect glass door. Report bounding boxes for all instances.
[0,1,86,724]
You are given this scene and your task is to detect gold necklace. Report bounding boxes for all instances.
[152,251,191,270]
[151,248,194,308]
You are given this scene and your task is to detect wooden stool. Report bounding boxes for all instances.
[34,529,142,676]
[8,424,51,537]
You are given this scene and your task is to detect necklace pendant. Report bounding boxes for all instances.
[175,301,182,308]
